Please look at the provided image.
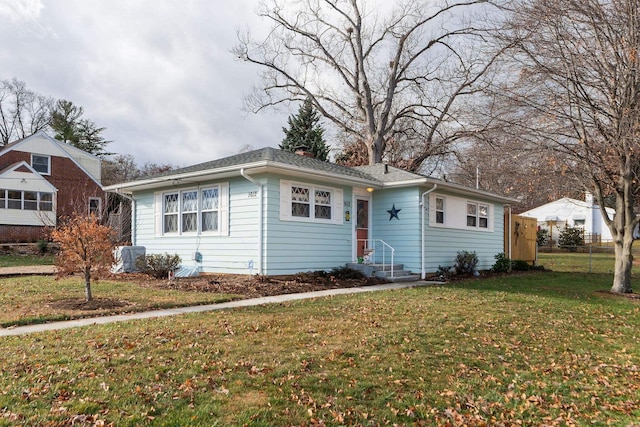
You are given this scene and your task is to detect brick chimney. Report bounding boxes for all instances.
[294,145,315,158]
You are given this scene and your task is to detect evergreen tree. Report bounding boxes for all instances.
[280,98,329,161]
[50,99,111,156]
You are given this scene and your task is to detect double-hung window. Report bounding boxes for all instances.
[181,190,198,233]
[163,193,179,233]
[314,189,332,220]
[31,155,50,175]
[159,185,226,235]
[89,198,102,217]
[435,197,445,224]
[201,188,219,232]
[291,185,311,218]
[280,180,342,225]
[467,202,489,229]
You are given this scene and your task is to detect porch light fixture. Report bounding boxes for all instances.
[366,187,374,193]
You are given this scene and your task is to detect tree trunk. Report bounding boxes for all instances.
[84,266,93,302]
[611,234,634,294]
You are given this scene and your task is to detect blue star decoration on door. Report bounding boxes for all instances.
[387,204,401,221]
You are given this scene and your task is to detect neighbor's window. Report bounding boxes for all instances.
[435,197,445,224]
[24,191,37,210]
[0,190,54,212]
[40,193,53,211]
[7,190,21,209]
[31,154,50,174]
[89,198,102,217]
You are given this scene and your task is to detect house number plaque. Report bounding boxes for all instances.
[248,191,258,198]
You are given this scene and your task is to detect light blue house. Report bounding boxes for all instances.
[105,147,515,279]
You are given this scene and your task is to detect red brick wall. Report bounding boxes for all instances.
[0,225,50,243]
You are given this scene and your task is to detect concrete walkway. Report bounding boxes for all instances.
[0,281,438,337]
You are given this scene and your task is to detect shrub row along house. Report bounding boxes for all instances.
[0,132,105,242]
[105,147,516,279]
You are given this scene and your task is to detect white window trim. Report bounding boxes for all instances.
[154,183,229,237]
[280,180,343,225]
[0,189,55,212]
[31,154,51,175]
[89,197,102,217]
[429,193,494,232]
[435,196,445,225]
[466,201,491,231]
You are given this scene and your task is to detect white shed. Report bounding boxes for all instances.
[520,193,614,243]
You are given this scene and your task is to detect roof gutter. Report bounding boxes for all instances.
[420,184,438,280]
[240,168,264,275]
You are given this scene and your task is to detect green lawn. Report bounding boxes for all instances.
[0,276,240,328]
[1,272,639,426]
[0,253,54,267]
[537,251,617,274]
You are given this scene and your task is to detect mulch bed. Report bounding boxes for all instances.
[125,271,389,299]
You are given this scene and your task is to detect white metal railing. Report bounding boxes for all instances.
[358,239,395,278]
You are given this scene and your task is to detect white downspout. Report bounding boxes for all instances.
[240,168,264,275]
[420,184,438,280]
[508,206,512,260]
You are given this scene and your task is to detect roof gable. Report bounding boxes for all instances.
[0,131,103,188]
[0,161,58,192]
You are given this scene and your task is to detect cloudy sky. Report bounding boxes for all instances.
[0,0,292,167]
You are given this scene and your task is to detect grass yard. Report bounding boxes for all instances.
[1,272,639,426]
[0,276,240,328]
[0,253,54,268]
[537,251,617,274]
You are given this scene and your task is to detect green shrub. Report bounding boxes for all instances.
[135,253,181,279]
[35,239,49,254]
[537,228,549,246]
[492,252,513,273]
[454,251,478,275]
[436,265,453,280]
[559,227,584,252]
[512,259,531,271]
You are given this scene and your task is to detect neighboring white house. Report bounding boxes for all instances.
[520,193,615,243]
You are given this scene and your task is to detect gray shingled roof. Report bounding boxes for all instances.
[143,147,379,182]
[353,164,426,183]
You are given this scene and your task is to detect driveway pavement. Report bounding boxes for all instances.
[0,269,438,337]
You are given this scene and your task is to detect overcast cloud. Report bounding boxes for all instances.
[0,0,291,167]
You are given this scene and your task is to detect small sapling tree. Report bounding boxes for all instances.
[51,213,116,302]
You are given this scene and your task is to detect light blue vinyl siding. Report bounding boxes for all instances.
[369,187,505,273]
[369,188,422,271]
[263,176,353,274]
[133,178,261,274]
[423,191,505,272]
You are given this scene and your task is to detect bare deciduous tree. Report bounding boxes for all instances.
[0,78,53,145]
[234,0,507,167]
[499,0,640,293]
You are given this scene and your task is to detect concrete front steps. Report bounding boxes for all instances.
[346,262,422,283]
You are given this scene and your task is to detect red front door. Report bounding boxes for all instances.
[356,199,369,257]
